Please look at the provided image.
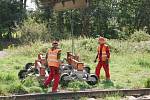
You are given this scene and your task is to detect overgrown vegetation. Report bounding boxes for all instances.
[0,37,150,96]
[130,30,150,42]
[15,18,49,43]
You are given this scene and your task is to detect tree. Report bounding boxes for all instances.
[135,0,150,34]
[0,0,25,40]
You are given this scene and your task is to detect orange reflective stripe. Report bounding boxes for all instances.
[102,45,107,61]
[47,48,61,67]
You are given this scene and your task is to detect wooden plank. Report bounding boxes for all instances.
[53,0,89,11]
[39,0,89,11]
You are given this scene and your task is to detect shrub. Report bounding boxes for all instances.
[15,18,50,43]
[130,30,150,42]
[145,78,150,88]
[105,29,129,40]
[15,17,71,43]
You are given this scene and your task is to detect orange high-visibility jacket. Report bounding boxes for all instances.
[97,44,110,61]
[47,48,61,67]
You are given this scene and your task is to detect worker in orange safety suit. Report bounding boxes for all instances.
[44,40,61,92]
[94,37,111,81]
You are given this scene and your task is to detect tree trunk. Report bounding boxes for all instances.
[20,0,23,9]
[81,8,90,36]
[23,0,27,9]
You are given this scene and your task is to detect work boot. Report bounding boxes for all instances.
[101,79,111,83]
[106,79,111,83]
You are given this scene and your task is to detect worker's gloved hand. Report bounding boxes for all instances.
[44,63,48,68]
[94,59,97,63]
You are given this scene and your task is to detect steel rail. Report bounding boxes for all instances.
[0,88,150,100]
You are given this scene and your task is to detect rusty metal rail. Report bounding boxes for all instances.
[0,88,150,100]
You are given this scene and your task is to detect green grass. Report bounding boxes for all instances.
[0,38,150,95]
[145,78,150,88]
[67,81,91,91]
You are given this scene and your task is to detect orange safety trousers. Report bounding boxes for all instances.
[44,66,60,92]
[95,61,110,80]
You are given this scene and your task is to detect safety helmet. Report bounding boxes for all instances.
[52,41,59,45]
[52,41,59,47]
[98,37,106,44]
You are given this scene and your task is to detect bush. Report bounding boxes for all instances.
[145,78,150,88]
[105,29,129,40]
[15,18,50,43]
[15,17,71,43]
[130,30,150,42]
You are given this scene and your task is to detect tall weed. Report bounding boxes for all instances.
[130,30,150,42]
[7,82,28,94]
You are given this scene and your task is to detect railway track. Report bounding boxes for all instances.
[0,88,150,100]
